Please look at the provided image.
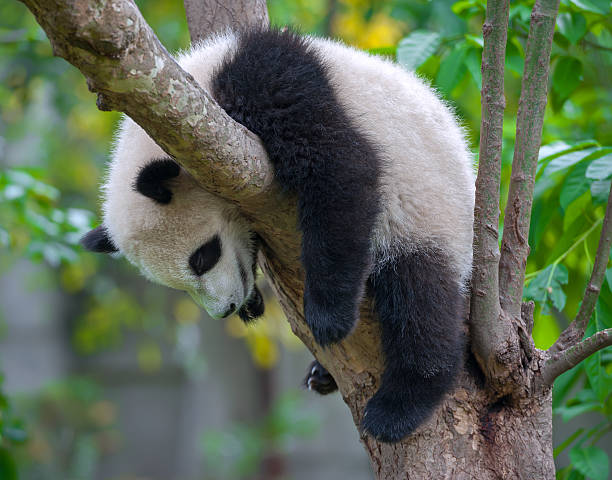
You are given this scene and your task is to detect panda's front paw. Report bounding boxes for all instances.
[303,360,338,395]
[238,286,265,323]
[304,291,356,346]
[304,306,355,346]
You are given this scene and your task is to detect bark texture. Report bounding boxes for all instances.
[183,0,269,42]
[18,0,610,478]
[499,0,562,321]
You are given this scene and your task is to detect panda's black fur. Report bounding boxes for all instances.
[213,30,382,346]
[82,28,474,443]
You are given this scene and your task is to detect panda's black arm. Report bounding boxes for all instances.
[211,29,382,346]
[296,150,380,345]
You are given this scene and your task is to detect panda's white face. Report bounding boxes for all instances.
[111,178,256,320]
[81,119,257,320]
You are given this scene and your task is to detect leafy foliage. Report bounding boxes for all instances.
[10,379,119,480]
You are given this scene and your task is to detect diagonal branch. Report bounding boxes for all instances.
[19,0,272,202]
[470,0,515,384]
[549,184,612,355]
[540,328,612,386]
[498,0,561,321]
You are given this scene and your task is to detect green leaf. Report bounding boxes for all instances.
[557,12,587,45]
[505,39,524,76]
[569,0,611,14]
[557,401,600,422]
[537,141,600,178]
[583,317,606,404]
[585,154,612,180]
[524,264,569,312]
[5,170,60,201]
[552,56,583,100]
[0,448,17,480]
[563,192,591,232]
[452,0,480,15]
[597,294,612,329]
[436,44,468,95]
[464,48,482,90]
[568,470,586,480]
[553,364,583,409]
[569,446,609,480]
[560,162,593,210]
[606,268,612,292]
[591,180,611,204]
[554,428,584,458]
[539,142,574,162]
[397,31,441,71]
[464,34,483,48]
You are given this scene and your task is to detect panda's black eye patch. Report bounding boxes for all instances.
[189,235,222,276]
[134,158,180,204]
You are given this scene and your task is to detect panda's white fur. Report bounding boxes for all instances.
[84,28,475,443]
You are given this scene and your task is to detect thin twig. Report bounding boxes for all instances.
[540,328,612,386]
[498,0,561,320]
[549,184,612,354]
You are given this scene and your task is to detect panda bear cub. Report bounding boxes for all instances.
[82,28,475,443]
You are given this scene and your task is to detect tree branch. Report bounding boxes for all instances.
[540,328,612,386]
[498,0,561,320]
[549,184,612,354]
[470,0,518,387]
[183,0,269,42]
[19,0,273,202]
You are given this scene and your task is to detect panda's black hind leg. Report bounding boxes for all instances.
[303,360,338,395]
[362,250,466,443]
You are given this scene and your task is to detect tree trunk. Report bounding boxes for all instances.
[363,380,553,479]
[262,245,555,478]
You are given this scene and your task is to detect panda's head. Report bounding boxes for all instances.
[81,119,262,321]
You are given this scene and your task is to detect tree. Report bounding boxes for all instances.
[14,0,611,478]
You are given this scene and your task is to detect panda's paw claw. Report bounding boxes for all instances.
[303,360,338,395]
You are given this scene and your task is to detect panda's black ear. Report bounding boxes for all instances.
[134,158,181,204]
[80,225,118,253]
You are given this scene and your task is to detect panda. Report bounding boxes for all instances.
[81,28,475,443]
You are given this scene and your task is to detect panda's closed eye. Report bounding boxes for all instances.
[189,235,222,276]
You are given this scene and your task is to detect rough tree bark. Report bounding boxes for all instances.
[17,0,612,478]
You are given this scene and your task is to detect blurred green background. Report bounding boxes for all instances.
[1,0,611,479]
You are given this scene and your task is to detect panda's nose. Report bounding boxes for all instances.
[222,303,237,318]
